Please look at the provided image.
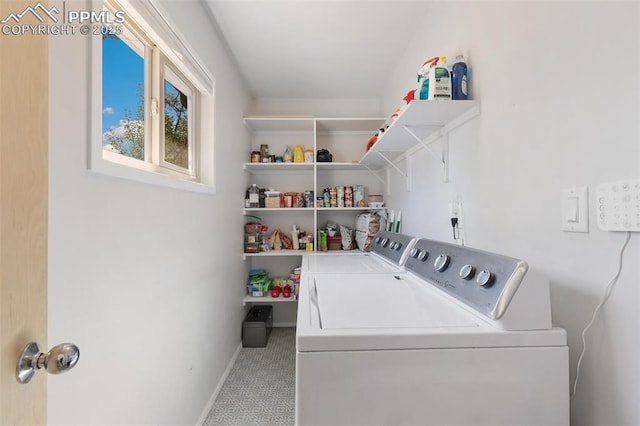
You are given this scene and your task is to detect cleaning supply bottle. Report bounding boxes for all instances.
[428,56,451,100]
[451,52,468,100]
[417,57,439,100]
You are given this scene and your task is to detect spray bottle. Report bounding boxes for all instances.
[417,57,439,100]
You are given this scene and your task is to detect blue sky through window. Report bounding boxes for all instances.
[102,36,144,138]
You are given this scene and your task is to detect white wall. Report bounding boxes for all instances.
[380,2,640,425]
[47,1,251,424]
[251,97,381,117]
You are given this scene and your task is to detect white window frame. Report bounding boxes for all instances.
[89,0,215,194]
[160,63,197,176]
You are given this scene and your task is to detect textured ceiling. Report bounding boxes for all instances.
[203,1,429,99]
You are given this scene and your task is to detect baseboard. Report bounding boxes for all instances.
[195,342,242,426]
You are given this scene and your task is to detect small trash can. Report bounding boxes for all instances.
[242,305,273,348]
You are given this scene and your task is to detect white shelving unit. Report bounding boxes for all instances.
[241,104,479,305]
[242,115,386,305]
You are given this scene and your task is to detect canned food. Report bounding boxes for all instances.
[344,186,353,207]
[305,190,314,208]
[250,151,261,162]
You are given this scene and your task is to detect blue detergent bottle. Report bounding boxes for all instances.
[451,52,468,100]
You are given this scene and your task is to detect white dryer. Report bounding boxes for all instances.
[296,238,569,426]
[301,231,416,276]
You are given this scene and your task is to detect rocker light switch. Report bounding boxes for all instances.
[562,187,589,233]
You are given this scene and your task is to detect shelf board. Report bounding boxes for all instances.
[243,294,298,305]
[243,116,314,133]
[244,207,382,213]
[360,100,480,170]
[243,162,314,173]
[316,207,379,211]
[316,162,366,171]
[243,207,313,213]
[243,250,307,258]
[315,117,386,133]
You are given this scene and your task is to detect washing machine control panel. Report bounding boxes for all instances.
[370,231,416,266]
[405,239,528,320]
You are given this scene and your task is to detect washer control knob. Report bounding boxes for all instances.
[459,264,476,280]
[381,238,389,247]
[476,270,494,287]
[394,242,402,251]
[410,248,419,258]
[417,250,428,261]
[434,254,451,272]
[374,237,382,245]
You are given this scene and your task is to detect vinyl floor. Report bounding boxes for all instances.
[203,327,296,426]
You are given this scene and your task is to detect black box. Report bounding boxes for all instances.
[242,305,273,348]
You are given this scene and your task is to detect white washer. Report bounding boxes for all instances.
[296,238,569,426]
[301,231,416,276]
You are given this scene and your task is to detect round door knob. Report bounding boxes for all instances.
[459,264,476,280]
[434,254,451,272]
[16,342,80,384]
[476,270,494,287]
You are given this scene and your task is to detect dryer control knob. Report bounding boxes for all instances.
[394,242,402,251]
[410,248,419,258]
[459,264,476,280]
[381,238,389,247]
[417,250,428,261]
[476,270,494,287]
[434,254,450,272]
[374,237,382,245]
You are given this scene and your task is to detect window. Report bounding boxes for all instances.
[90,0,215,193]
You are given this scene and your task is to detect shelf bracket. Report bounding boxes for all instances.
[402,125,441,161]
[442,130,450,183]
[402,125,450,183]
[362,164,388,187]
[376,152,407,178]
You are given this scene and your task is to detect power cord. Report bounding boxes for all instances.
[570,231,632,397]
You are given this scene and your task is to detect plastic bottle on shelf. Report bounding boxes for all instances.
[417,57,439,100]
[451,52,468,100]
[428,56,452,100]
[248,184,260,208]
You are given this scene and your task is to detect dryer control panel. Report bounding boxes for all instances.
[405,239,528,320]
[370,231,416,267]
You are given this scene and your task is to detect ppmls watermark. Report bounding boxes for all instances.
[1,2,125,36]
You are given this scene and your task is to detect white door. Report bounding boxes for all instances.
[0,0,49,423]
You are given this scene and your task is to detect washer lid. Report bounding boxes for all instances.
[302,253,403,275]
[314,274,477,329]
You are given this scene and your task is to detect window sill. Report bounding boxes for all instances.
[88,156,215,194]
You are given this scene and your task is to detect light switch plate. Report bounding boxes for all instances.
[562,187,589,233]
